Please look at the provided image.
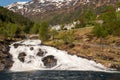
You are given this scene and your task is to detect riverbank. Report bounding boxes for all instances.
[44,27,120,70]
[0,40,14,71]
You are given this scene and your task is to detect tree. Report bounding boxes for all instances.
[84,9,96,24]
[60,24,65,30]
[100,6,117,23]
[50,29,58,40]
[4,23,18,40]
[30,23,40,34]
[39,22,49,41]
[0,23,18,39]
[61,30,75,45]
[75,16,86,28]
[98,5,120,36]
[93,24,109,50]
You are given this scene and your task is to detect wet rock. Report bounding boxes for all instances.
[0,51,7,58]
[0,51,13,71]
[13,44,20,48]
[0,41,14,71]
[109,64,120,70]
[18,52,26,62]
[0,63,4,71]
[42,55,57,68]
[27,61,32,63]
[30,47,34,50]
[2,45,10,52]
[4,60,14,70]
[36,49,46,57]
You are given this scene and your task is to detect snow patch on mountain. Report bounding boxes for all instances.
[7,2,27,9]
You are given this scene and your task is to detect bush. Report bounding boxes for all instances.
[61,30,75,45]
[93,24,108,38]
[50,29,58,40]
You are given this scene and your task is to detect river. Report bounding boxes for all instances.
[0,39,119,80]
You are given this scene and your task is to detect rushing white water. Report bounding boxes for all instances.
[9,39,110,72]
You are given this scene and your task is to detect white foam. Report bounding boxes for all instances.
[9,40,110,72]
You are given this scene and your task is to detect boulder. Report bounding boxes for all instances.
[42,55,57,68]
[36,49,46,57]
[18,52,26,62]
[30,47,34,50]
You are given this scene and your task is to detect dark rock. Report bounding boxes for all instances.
[30,47,34,50]
[37,51,44,57]
[18,52,26,62]
[4,45,10,52]
[27,61,32,63]
[13,44,20,48]
[0,40,14,71]
[0,59,6,64]
[36,49,46,57]
[5,60,14,70]
[109,64,120,70]
[69,43,75,48]
[42,55,57,68]
[0,51,7,58]
[0,51,13,70]
[0,63,4,71]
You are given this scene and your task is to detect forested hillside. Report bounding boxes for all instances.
[0,6,34,40]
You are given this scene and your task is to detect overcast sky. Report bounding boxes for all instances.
[0,0,31,6]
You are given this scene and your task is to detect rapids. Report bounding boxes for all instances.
[9,39,111,72]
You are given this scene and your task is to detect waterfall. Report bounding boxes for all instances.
[9,39,109,72]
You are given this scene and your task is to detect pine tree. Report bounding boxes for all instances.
[30,23,40,34]
[39,22,49,41]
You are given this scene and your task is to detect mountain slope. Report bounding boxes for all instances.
[0,6,33,34]
[5,0,120,25]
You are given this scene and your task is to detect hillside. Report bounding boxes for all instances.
[44,27,120,70]
[0,6,34,39]
[5,0,120,25]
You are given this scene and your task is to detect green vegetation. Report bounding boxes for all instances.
[50,29,58,40]
[0,6,33,40]
[4,23,18,40]
[39,22,49,41]
[30,23,40,34]
[94,5,120,37]
[60,30,75,47]
[93,24,108,38]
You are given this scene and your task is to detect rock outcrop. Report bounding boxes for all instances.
[0,41,14,71]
